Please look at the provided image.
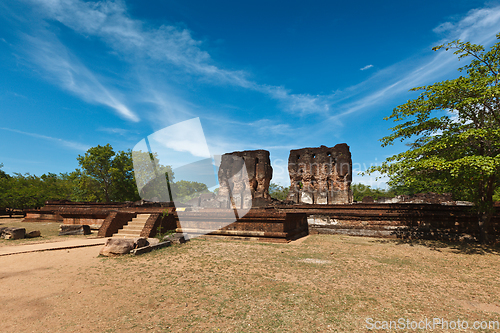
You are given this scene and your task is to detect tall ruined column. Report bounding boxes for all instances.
[287,144,352,204]
[217,150,273,208]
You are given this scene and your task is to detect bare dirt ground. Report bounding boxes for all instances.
[1,219,500,332]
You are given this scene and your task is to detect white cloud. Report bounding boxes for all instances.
[22,32,139,122]
[329,5,500,121]
[433,6,500,43]
[0,127,90,151]
[25,0,331,116]
[147,118,211,159]
[12,1,500,133]
[97,127,132,136]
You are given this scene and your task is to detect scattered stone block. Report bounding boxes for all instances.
[147,238,160,246]
[1,227,26,240]
[59,224,91,235]
[99,238,135,256]
[133,237,149,249]
[163,233,188,244]
[26,230,41,238]
[131,241,171,255]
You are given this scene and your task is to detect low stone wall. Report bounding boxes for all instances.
[23,210,63,222]
[175,208,308,242]
[279,203,500,241]
[22,200,500,242]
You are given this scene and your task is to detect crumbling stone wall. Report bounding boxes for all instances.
[287,144,352,204]
[217,150,273,209]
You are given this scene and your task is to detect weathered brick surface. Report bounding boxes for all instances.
[279,203,500,241]
[23,199,500,242]
[216,150,273,209]
[175,208,308,242]
[287,144,352,205]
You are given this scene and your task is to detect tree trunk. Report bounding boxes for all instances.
[478,212,493,244]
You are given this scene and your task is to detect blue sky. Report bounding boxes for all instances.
[1,0,500,187]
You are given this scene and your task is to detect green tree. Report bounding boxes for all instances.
[269,182,289,201]
[170,180,209,201]
[76,144,141,202]
[367,34,500,243]
[0,172,73,210]
[0,163,9,179]
[131,150,173,202]
[351,184,395,202]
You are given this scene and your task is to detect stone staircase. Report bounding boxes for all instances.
[112,214,150,238]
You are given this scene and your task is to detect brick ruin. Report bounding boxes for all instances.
[186,149,273,209]
[287,144,352,205]
[25,143,500,242]
[217,149,273,208]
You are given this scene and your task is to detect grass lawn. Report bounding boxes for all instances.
[2,223,500,332]
[0,218,98,246]
[80,235,500,332]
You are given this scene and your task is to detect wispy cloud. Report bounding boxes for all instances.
[11,1,500,132]
[329,5,500,120]
[24,0,332,116]
[97,127,133,136]
[22,32,139,122]
[0,127,90,151]
[433,6,500,43]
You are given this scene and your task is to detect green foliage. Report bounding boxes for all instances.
[155,226,175,242]
[171,180,209,201]
[132,150,173,202]
[76,144,141,202]
[0,172,73,209]
[155,209,175,241]
[0,163,9,179]
[367,33,500,242]
[269,183,289,201]
[494,187,500,202]
[351,184,395,202]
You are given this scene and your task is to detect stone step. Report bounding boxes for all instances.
[121,226,143,232]
[126,222,147,227]
[112,234,140,238]
[132,215,150,220]
[114,231,142,237]
[112,214,151,238]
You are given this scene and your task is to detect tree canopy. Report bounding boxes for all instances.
[269,183,289,201]
[367,33,500,242]
[76,144,141,202]
[0,172,73,210]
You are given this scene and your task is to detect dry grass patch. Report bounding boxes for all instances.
[0,218,97,246]
[2,234,500,332]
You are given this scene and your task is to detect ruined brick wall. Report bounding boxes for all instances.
[217,150,273,209]
[287,144,352,204]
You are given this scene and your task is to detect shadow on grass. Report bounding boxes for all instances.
[372,237,500,255]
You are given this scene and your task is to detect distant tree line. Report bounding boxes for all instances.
[0,144,209,210]
[1,144,498,210]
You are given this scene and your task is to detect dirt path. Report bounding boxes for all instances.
[0,246,104,332]
[2,234,500,332]
[0,238,106,256]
